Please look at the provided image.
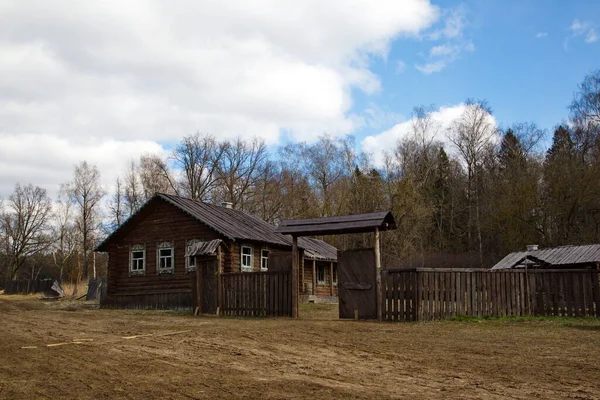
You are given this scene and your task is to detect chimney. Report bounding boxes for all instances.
[220,202,233,209]
[526,244,539,252]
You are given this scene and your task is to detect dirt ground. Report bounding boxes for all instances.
[0,296,599,399]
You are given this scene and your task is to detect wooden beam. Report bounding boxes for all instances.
[292,236,299,318]
[312,259,317,295]
[195,256,202,316]
[374,227,382,321]
[330,261,334,296]
[217,245,222,316]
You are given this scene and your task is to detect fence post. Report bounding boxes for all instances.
[414,270,420,321]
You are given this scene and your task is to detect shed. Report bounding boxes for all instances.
[492,244,600,270]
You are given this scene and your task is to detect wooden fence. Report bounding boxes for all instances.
[382,268,600,321]
[1,279,55,295]
[220,271,292,317]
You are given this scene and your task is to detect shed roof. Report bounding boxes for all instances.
[492,244,600,269]
[187,239,223,257]
[96,194,337,261]
[275,212,396,236]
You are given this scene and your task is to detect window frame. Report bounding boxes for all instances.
[317,264,326,285]
[130,244,146,276]
[260,248,269,271]
[156,241,175,274]
[186,239,201,272]
[241,245,253,272]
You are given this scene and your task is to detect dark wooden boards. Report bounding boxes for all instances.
[382,269,600,321]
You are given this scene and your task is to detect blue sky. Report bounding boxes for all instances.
[356,0,599,151]
[0,0,599,196]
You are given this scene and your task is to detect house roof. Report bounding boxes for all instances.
[299,237,337,261]
[492,244,600,269]
[96,194,337,261]
[275,211,397,236]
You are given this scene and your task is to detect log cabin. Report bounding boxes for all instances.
[95,193,337,309]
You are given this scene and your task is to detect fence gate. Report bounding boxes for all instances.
[192,257,218,314]
[338,249,377,319]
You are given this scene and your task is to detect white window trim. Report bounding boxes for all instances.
[317,264,326,285]
[186,239,201,272]
[260,248,269,271]
[130,244,146,276]
[157,241,174,274]
[241,245,253,272]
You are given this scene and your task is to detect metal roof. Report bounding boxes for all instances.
[275,211,397,236]
[492,244,600,269]
[96,194,337,261]
[298,237,337,261]
[160,194,290,246]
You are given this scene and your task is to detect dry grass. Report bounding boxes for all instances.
[0,296,599,399]
[59,280,89,297]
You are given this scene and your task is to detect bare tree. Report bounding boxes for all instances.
[64,161,105,279]
[139,154,178,198]
[173,133,224,201]
[52,192,79,281]
[303,134,355,216]
[123,160,143,215]
[0,183,53,279]
[215,137,268,210]
[570,69,600,128]
[447,100,497,265]
[107,177,126,230]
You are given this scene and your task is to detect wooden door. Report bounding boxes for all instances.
[192,257,218,314]
[338,249,377,319]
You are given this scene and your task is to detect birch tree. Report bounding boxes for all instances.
[64,161,105,279]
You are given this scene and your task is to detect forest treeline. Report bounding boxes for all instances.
[1,70,599,282]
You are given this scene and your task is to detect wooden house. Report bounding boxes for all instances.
[95,193,337,309]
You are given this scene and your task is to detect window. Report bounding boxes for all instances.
[317,265,326,284]
[241,245,253,272]
[261,249,269,271]
[186,239,201,272]
[157,242,174,274]
[130,244,145,275]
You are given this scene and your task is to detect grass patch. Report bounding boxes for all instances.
[447,314,600,326]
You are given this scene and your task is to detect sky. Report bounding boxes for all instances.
[0,0,599,199]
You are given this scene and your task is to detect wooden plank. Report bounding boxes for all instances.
[591,271,600,318]
[565,272,573,317]
[291,236,299,318]
[578,272,586,317]
[392,272,399,321]
[329,261,334,297]
[374,228,383,322]
[573,272,581,317]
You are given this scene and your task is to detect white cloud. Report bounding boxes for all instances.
[535,32,548,38]
[396,60,407,73]
[361,103,497,166]
[0,0,440,197]
[568,19,597,45]
[415,6,474,74]
[427,6,466,40]
[417,42,474,74]
[570,19,589,35]
[415,60,448,74]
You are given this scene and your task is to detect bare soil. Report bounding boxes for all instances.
[1,295,599,399]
